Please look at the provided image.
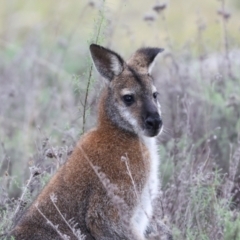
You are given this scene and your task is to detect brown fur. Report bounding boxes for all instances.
[11,44,164,240]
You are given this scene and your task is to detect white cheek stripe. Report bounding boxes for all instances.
[118,105,139,133]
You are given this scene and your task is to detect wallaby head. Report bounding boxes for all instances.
[90,44,164,137]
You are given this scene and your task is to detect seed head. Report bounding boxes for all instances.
[143,12,157,22]
[153,3,167,14]
[217,10,231,20]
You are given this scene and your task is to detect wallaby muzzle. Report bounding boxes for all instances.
[144,113,162,137]
[143,98,162,137]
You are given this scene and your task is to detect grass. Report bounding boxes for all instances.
[1,0,240,239]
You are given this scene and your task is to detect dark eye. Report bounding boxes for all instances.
[153,92,159,99]
[123,95,134,106]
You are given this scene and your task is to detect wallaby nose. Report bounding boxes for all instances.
[145,114,162,130]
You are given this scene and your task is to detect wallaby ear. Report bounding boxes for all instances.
[127,47,164,74]
[90,44,125,81]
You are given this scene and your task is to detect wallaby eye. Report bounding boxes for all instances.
[123,94,134,106]
[153,92,159,99]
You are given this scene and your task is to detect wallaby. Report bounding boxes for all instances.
[11,44,166,240]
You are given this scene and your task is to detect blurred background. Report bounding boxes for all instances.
[0,0,240,238]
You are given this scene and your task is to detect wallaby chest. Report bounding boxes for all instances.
[132,137,160,237]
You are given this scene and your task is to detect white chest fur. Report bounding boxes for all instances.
[131,137,160,238]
